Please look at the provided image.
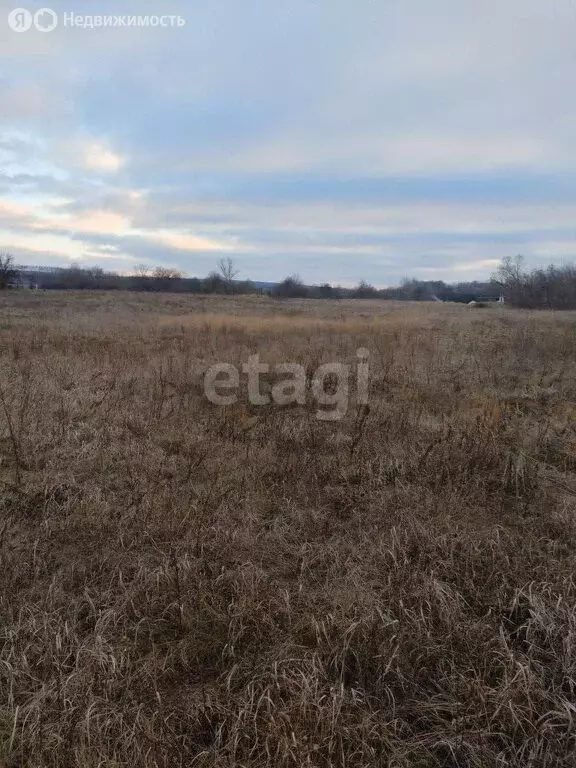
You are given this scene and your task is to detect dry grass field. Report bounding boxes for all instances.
[1,290,576,767]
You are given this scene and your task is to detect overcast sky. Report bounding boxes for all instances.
[1,0,576,286]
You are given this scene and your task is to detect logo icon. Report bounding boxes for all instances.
[8,8,32,31]
[7,7,58,32]
[34,8,57,31]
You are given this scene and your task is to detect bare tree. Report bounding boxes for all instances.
[0,252,20,289]
[153,267,183,280]
[493,255,524,285]
[129,264,153,291]
[217,258,239,292]
[273,275,309,299]
[492,255,526,306]
[152,266,184,291]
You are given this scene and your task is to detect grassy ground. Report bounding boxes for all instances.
[1,291,576,767]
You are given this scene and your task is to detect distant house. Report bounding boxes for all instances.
[475,294,505,305]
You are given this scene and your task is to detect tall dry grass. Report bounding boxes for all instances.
[1,291,576,766]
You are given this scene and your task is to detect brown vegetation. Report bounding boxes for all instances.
[1,291,576,766]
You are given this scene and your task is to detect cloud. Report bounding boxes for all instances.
[52,137,125,174]
[82,141,124,173]
[153,230,235,252]
[0,83,61,122]
[1,0,575,283]
[37,208,130,235]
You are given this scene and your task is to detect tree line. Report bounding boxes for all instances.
[491,255,576,309]
[3,251,576,308]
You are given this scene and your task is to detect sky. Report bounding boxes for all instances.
[1,0,576,287]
